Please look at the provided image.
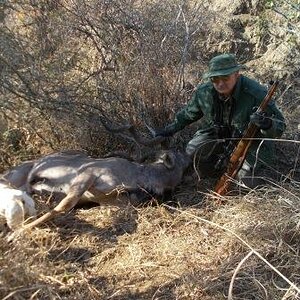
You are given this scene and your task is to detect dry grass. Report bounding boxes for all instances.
[1,1,299,299]
[1,181,300,300]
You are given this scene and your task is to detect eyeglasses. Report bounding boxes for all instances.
[210,75,231,83]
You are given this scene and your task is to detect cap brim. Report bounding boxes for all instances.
[203,65,243,79]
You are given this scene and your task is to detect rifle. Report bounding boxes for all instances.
[214,81,279,196]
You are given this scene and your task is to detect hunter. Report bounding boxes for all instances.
[156,53,286,187]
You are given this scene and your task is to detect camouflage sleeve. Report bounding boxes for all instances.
[172,89,204,132]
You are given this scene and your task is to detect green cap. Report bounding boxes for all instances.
[203,53,242,79]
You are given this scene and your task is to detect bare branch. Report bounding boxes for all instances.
[98,116,166,147]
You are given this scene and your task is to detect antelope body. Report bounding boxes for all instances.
[2,150,190,230]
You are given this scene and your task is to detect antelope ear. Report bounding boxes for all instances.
[162,152,175,169]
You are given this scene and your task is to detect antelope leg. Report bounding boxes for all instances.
[23,172,96,229]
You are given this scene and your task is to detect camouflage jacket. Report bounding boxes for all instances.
[172,75,286,165]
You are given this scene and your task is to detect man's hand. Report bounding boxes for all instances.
[250,112,272,130]
[154,124,176,137]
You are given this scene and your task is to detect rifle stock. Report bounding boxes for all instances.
[214,81,279,195]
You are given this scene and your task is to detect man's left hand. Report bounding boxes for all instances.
[250,112,272,130]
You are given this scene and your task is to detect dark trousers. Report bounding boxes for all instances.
[186,128,266,188]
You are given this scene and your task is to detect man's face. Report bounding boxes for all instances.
[211,72,240,96]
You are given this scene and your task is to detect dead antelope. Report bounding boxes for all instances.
[22,149,190,229]
[3,121,190,230]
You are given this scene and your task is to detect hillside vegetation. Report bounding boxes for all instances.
[0,0,299,299]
